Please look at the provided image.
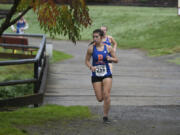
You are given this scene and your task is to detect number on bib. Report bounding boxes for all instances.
[95,65,107,77]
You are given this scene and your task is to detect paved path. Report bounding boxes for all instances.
[43,40,180,106]
[37,39,180,135]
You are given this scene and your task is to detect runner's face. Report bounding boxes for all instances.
[93,33,102,44]
[20,17,23,21]
[101,27,107,35]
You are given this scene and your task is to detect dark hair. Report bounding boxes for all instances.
[93,29,104,37]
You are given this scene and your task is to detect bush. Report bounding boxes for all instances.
[0,83,33,100]
[0,73,33,100]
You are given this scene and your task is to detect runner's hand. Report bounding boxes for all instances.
[90,66,96,72]
[106,56,112,62]
[20,28,24,31]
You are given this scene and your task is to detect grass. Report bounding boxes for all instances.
[0,51,34,99]
[80,6,180,56]
[3,6,180,57]
[0,4,11,9]
[0,105,92,135]
[168,57,180,65]
[50,50,73,63]
[0,62,33,83]
[0,47,73,99]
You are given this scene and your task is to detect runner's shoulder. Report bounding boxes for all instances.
[107,35,113,39]
[88,44,94,53]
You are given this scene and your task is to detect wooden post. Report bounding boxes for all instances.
[34,60,39,107]
[34,61,39,93]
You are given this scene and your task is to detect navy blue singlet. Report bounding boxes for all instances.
[92,45,112,77]
[16,21,25,34]
[103,37,111,46]
[103,37,112,57]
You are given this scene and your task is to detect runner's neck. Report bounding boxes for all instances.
[95,43,104,47]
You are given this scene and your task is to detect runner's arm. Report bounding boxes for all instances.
[111,37,117,52]
[107,46,118,63]
[85,46,96,71]
[24,21,29,30]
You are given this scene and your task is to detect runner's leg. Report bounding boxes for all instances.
[92,82,103,102]
[102,78,112,117]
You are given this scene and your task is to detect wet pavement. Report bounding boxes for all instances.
[41,39,180,135]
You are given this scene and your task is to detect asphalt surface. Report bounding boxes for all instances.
[39,39,180,135]
[44,39,180,106]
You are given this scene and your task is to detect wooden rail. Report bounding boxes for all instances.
[0,34,48,107]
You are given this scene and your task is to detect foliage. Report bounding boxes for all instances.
[0,0,92,43]
[32,0,91,42]
[0,84,33,100]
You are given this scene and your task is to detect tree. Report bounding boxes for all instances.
[0,0,92,43]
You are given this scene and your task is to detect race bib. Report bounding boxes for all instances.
[95,65,107,77]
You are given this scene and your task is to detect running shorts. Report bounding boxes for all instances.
[91,75,112,83]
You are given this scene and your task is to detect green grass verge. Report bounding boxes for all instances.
[168,57,180,65]
[0,105,92,135]
[50,50,73,63]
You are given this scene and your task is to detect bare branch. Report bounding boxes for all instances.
[0,0,20,35]
[9,6,32,26]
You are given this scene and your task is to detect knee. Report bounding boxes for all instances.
[97,97,103,102]
[104,94,110,101]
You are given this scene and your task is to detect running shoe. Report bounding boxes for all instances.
[103,116,111,124]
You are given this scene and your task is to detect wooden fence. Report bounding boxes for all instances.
[0,34,48,108]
